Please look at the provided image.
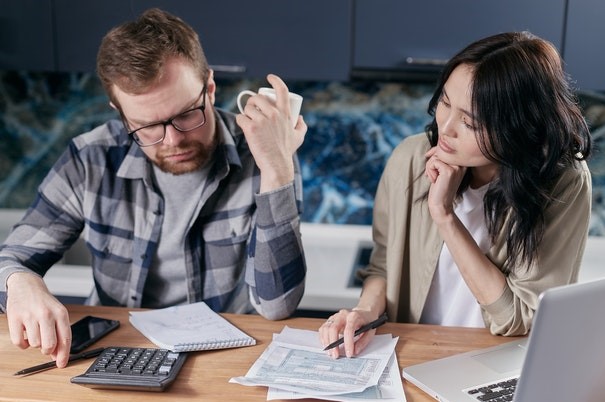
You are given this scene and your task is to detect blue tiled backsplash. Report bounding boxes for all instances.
[1,71,604,235]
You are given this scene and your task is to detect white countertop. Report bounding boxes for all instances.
[297,223,372,311]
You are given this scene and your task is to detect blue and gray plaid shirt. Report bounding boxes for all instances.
[0,109,306,320]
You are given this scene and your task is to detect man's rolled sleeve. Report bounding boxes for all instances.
[248,182,306,320]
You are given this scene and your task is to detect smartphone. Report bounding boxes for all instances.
[70,315,120,354]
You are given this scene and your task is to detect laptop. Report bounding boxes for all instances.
[402,278,605,402]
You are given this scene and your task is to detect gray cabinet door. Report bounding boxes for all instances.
[353,0,566,78]
[53,0,135,73]
[131,0,352,81]
[54,0,352,81]
[0,0,54,71]
[563,0,605,91]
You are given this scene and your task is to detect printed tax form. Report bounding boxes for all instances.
[267,351,404,401]
[230,326,405,401]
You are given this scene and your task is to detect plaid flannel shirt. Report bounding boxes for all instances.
[0,109,306,319]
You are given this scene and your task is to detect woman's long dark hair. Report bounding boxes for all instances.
[425,31,591,272]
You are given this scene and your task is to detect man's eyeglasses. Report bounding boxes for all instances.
[123,85,208,147]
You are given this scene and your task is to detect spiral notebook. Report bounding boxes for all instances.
[129,301,256,352]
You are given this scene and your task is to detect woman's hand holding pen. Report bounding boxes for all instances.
[319,308,381,359]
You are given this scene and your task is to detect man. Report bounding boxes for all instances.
[0,8,306,368]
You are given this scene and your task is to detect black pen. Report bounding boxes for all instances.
[323,313,388,351]
[14,347,105,376]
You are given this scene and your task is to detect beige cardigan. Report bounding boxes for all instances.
[359,133,592,336]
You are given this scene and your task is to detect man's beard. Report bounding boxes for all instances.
[153,139,217,175]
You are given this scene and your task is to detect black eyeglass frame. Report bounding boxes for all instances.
[122,85,208,147]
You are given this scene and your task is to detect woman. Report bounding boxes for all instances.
[320,31,592,358]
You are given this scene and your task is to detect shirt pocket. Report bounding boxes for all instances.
[202,214,251,270]
[86,229,134,304]
[87,229,134,264]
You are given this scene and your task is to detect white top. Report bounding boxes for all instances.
[420,184,491,328]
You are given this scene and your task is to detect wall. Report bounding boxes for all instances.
[1,70,605,234]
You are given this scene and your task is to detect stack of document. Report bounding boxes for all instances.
[230,326,406,401]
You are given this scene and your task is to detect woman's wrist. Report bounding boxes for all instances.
[352,306,382,319]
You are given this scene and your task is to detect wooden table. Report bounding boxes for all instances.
[0,305,517,401]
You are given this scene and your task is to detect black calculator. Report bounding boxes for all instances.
[70,346,187,391]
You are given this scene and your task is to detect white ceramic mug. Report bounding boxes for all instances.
[236,87,303,128]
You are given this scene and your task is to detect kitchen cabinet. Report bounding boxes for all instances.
[53,0,133,72]
[353,0,566,80]
[53,0,352,81]
[0,0,54,71]
[2,1,602,90]
[53,0,132,73]
[563,0,605,91]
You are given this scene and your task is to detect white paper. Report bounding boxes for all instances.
[129,302,255,351]
[267,351,406,401]
[230,326,399,397]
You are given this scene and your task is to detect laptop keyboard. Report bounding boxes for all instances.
[70,346,187,391]
[464,377,518,401]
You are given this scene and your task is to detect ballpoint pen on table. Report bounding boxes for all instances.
[14,347,106,376]
[323,312,388,351]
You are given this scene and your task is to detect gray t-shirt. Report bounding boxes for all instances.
[142,162,211,307]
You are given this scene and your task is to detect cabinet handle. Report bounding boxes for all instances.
[209,64,247,73]
[405,57,448,66]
